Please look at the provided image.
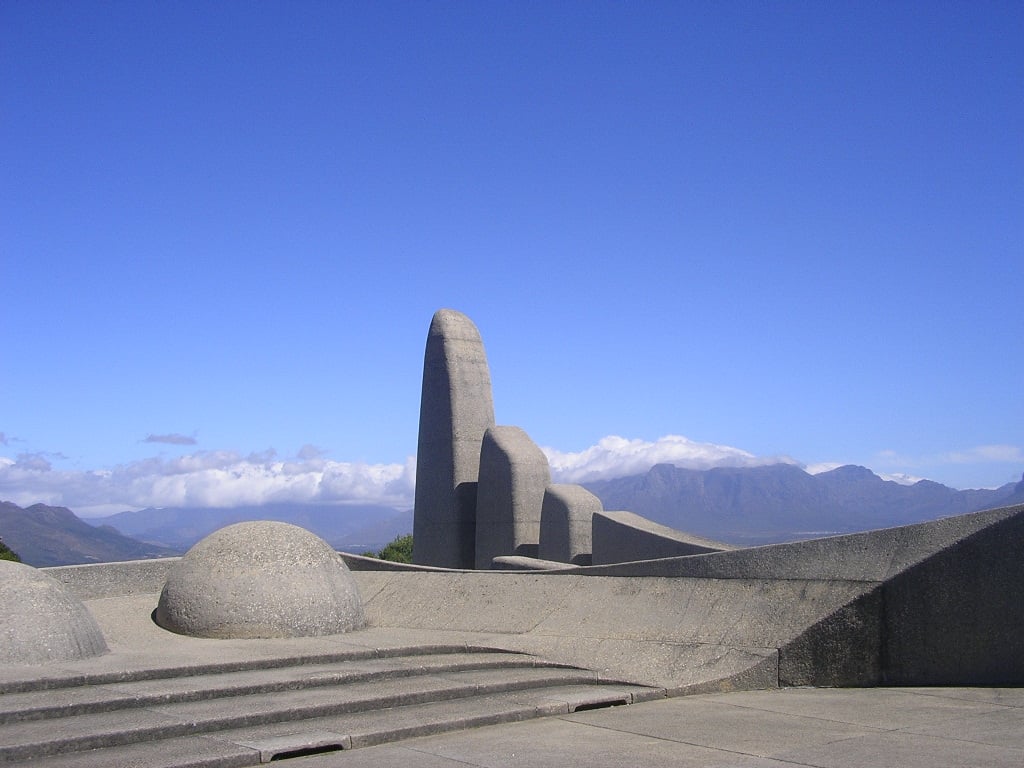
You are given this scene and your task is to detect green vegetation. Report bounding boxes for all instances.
[0,537,21,562]
[363,533,413,563]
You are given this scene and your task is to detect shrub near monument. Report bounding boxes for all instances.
[364,533,414,563]
[0,538,19,562]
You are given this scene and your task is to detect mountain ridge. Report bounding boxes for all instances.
[0,501,180,567]
[582,462,1018,544]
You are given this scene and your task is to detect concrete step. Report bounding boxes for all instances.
[0,644,517,695]
[18,683,663,767]
[0,650,664,764]
[0,651,565,724]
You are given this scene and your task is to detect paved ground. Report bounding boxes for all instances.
[297,686,1024,768]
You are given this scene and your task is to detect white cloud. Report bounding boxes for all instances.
[6,435,1016,517]
[870,445,1024,489]
[876,444,1024,469]
[877,472,926,486]
[805,462,843,475]
[143,433,197,446]
[939,445,1024,465]
[542,434,797,483]
[0,449,416,517]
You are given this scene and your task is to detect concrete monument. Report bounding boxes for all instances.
[2,307,1023,765]
[412,309,495,568]
[475,425,551,568]
[538,483,601,564]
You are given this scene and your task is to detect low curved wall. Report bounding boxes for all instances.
[591,510,734,564]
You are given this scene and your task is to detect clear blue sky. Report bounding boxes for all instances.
[2,2,1022,515]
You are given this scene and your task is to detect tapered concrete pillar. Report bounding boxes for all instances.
[475,426,551,569]
[413,309,495,568]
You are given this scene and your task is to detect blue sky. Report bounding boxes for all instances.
[2,2,1022,515]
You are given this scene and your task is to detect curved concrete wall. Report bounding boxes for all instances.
[591,510,733,565]
[43,504,1024,691]
[880,507,1024,684]
[570,504,1023,581]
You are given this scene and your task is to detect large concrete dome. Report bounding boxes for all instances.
[0,559,108,665]
[155,521,365,639]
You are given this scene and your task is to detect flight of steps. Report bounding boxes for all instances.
[0,646,665,766]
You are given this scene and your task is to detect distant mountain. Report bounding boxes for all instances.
[998,473,1024,507]
[0,501,180,567]
[583,464,1020,545]
[92,502,411,552]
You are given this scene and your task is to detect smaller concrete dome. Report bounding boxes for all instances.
[0,560,108,665]
[155,521,365,639]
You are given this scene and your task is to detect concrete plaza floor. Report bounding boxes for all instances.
[302,685,1024,768]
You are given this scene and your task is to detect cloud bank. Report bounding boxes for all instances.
[5,436,1016,517]
[0,450,416,517]
[543,435,797,483]
[0,434,794,516]
[143,433,197,446]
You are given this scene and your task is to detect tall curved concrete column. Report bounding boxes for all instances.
[413,309,495,568]
[475,426,551,569]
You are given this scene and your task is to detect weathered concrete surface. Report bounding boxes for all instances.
[326,687,1024,768]
[48,556,179,599]
[491,554,577,571]
[881,506,1024,684]
[413,309,496,568]
[156,522,365,639]
[591,510,734,565]
[569,503,1024,580]
[358,505,1024,689]
[0,560,108,665]
[32,503,1024,694]
[353,568,868,691]
[538,484,600,564]
[474,426,551,569]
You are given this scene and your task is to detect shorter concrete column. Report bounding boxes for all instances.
[539,484,601,565]
[475,426,551,569]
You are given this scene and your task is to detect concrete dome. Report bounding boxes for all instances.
[0,559,108,665]
[155,521,365,639]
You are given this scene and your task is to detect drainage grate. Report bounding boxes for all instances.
[269,743,346,761]
[234,731,351,763]
[570,697,629,713]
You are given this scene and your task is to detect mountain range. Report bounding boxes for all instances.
[0,501,179,567]
[93,503,414,552]
[2,463,1021,566]
[583,463,1024,545]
